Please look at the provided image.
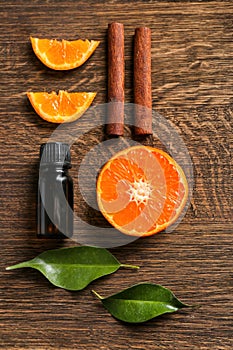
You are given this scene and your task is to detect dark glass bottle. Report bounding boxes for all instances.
[37,142,73,238]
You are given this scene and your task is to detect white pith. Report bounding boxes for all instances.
[126,178,152,205]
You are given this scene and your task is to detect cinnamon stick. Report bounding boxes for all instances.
[134,27,152,135]
[107,22,125,136]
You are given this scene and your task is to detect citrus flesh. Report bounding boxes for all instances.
[27,90,96,123]
[97,146,188,237]
[30,37,100,70]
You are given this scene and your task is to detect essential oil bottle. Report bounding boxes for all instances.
[37,142,73,238]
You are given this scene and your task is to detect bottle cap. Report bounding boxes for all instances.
[40,142,71,168]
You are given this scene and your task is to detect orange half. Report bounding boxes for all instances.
[30,37,100,70]
[97,146,189,237]
[27,90,96,123]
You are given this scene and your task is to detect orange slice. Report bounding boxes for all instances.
[30,37,100,70]
[97,145,189,237]
[27,90,96,123]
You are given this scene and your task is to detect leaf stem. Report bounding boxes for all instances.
[6,262,28,270]
[120,264,140,270]
[92,290,103,300]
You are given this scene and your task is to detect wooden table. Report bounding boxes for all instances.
[0,1,232,349]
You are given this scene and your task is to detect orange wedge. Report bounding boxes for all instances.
[97,146,189,237]
[27,90,96,123]
[30,37,100,70]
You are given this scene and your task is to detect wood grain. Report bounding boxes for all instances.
[0,0,232,349]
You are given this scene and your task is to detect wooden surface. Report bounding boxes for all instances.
[0,0,232,349]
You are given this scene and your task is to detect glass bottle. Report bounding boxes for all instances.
[37,142,73,238]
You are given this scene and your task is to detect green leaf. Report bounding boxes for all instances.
[92,283,189,323]
[6,246,139,291]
